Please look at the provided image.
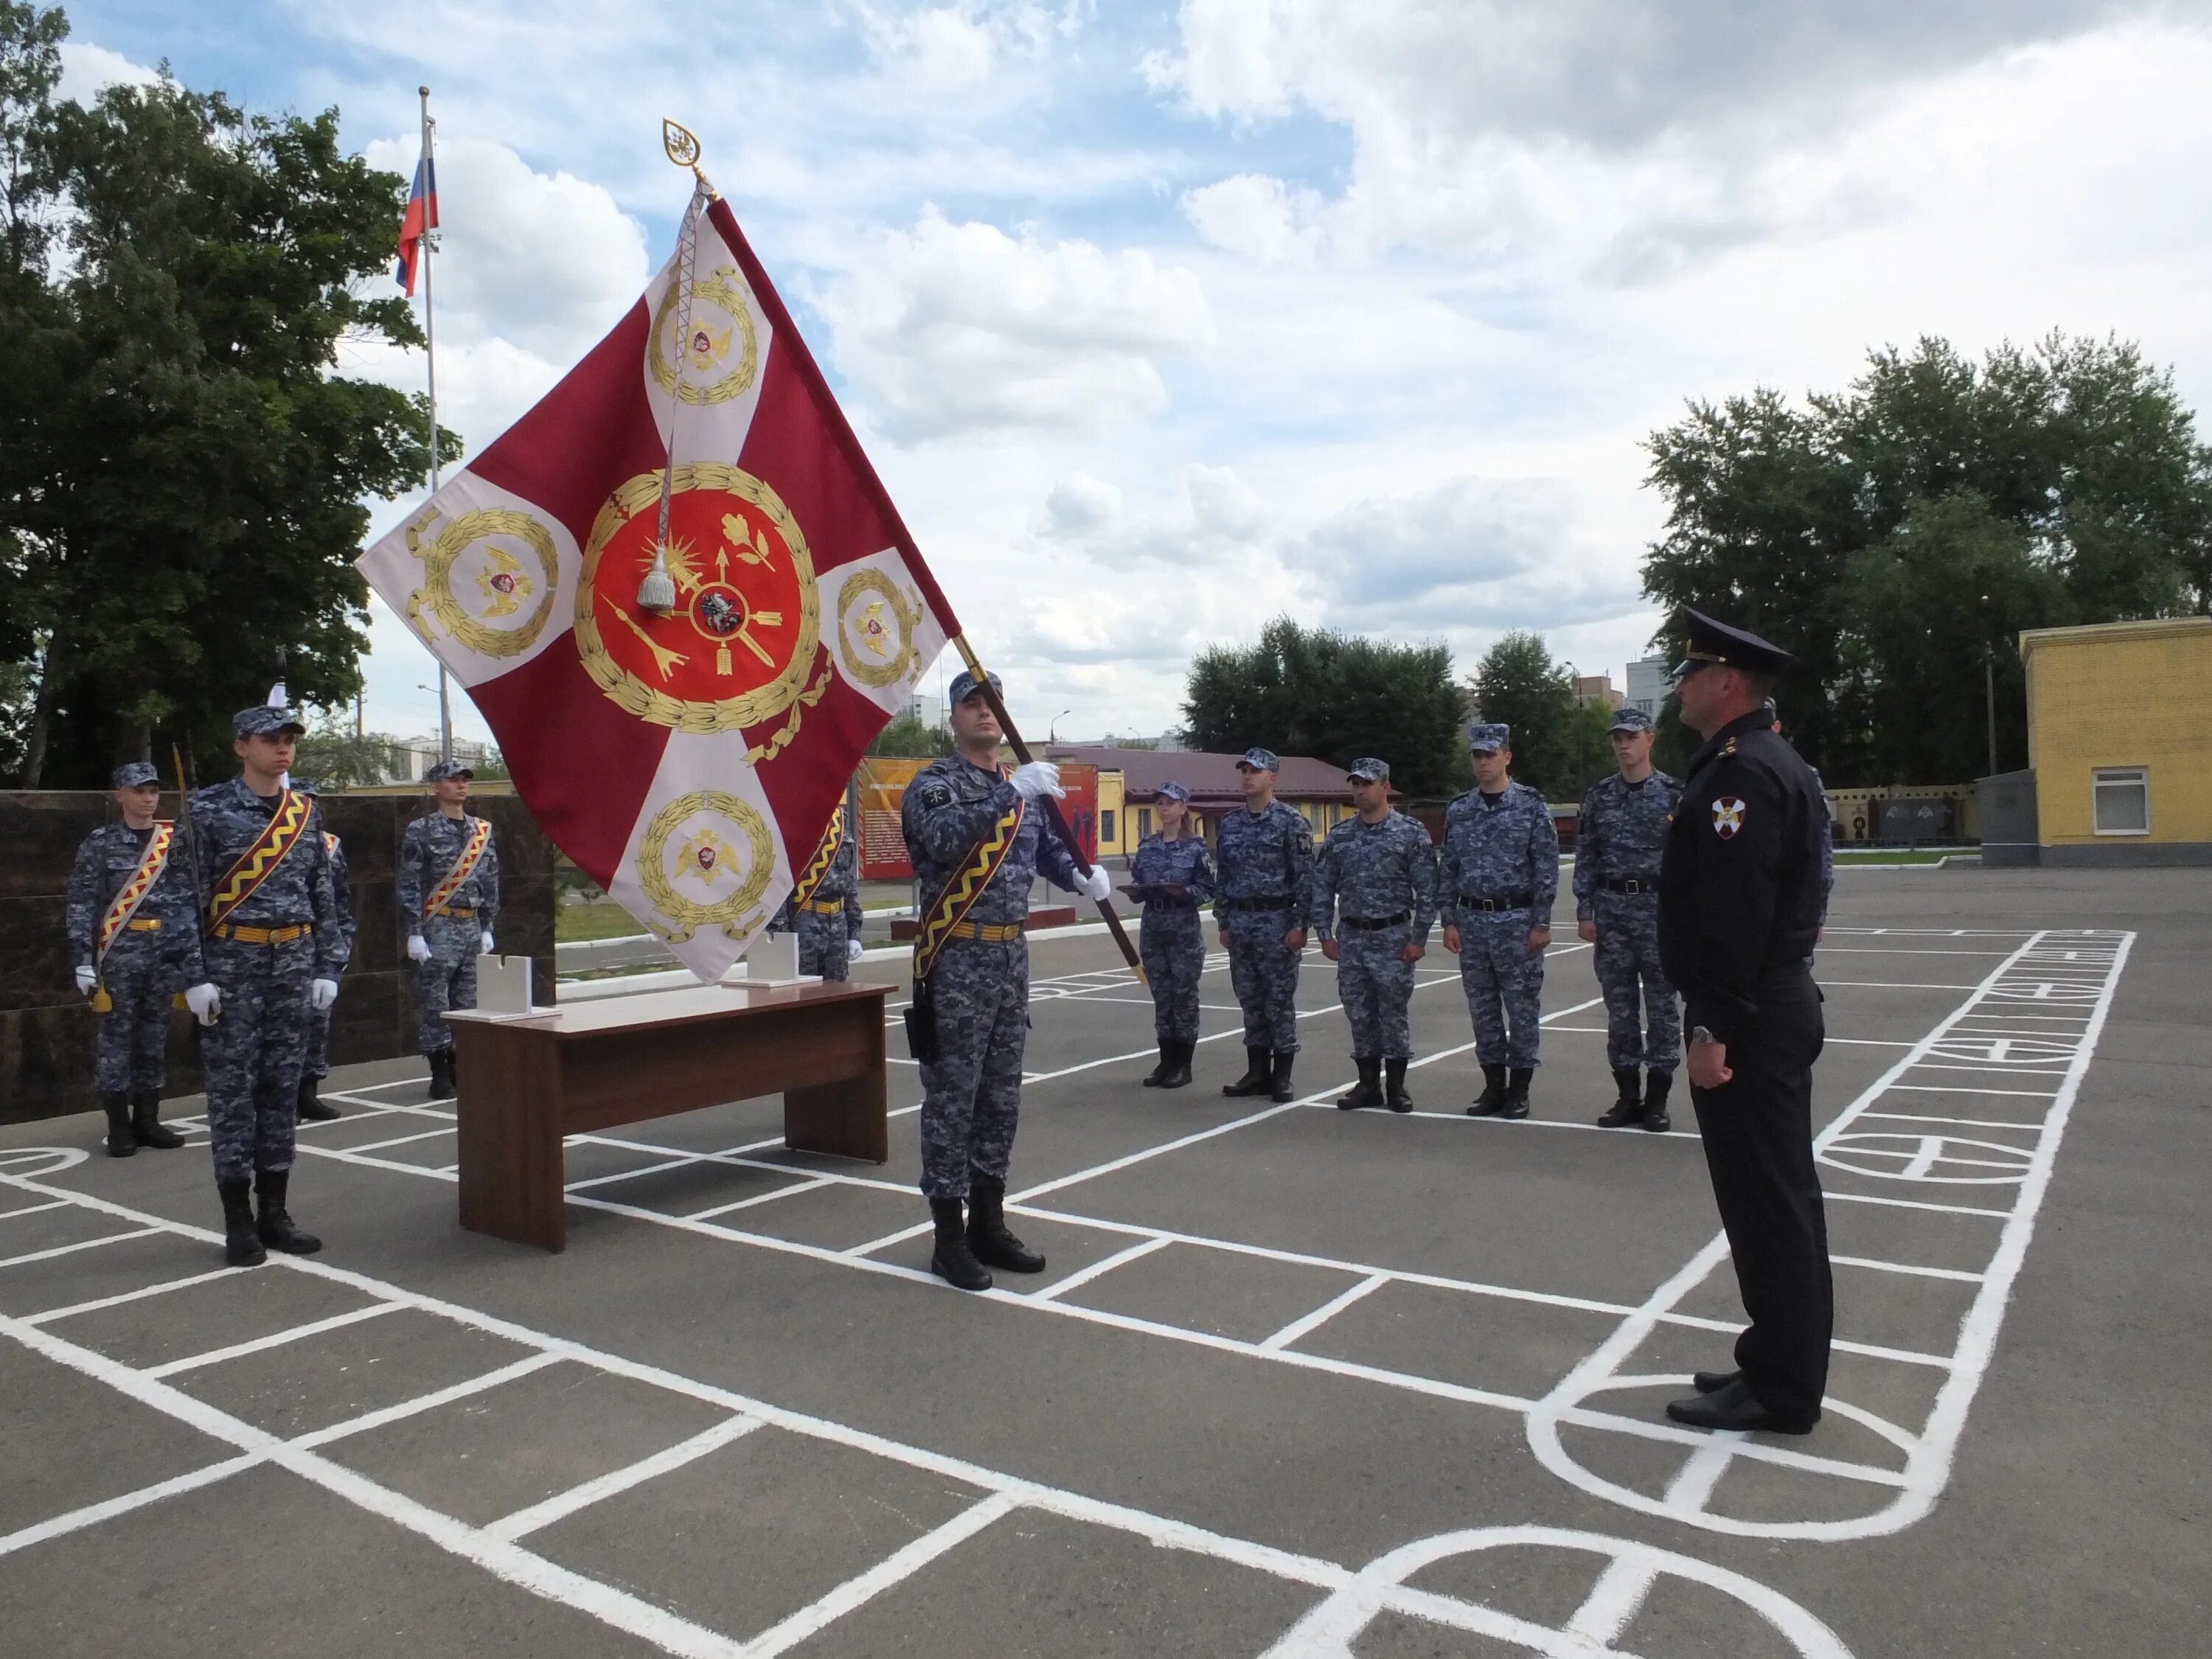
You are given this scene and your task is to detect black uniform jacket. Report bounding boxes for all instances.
[1658,709,1827,1048]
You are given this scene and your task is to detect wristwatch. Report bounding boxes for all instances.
[1690,1026,1717,1047]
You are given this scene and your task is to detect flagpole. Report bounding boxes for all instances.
[420,84,452,766]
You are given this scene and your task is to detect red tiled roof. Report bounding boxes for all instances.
[1044,745,1355,807]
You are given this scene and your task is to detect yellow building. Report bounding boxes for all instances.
[2019,616,2212,865]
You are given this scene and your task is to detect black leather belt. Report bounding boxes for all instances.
[1458,892,1534,912]
[1221,895,1293,912]
[1599,877,1659,895]
[1340,912,1412,931]
[1142,895,1200,909]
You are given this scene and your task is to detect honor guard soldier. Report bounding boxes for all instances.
[184,704,345,1266]
[1573,707,1683,1131]
[65,762,198,1155]
[292,779,350,1121]
[1658,609,1832,1436]
[1213,748,1315,1104]
[1125,780,1214,1090]
[1439,723,1559,1119]
[903,668,1112,1291]
[400,760,499,1101]
[1311,759,1436,1113]
[771,800,865,980]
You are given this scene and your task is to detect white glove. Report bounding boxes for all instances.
[480,931,496,955]
[310,978,338,1012]
[1010,761,1064,801]
[846,936,866,962]
[184,982,221,1025]
[75,965,97,995]
[407,934,432,963]
[1080,866,1112,902]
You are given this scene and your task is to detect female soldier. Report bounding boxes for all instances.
[1126,782,1215,1088]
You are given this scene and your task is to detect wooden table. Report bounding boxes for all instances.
[445,978,891,1253]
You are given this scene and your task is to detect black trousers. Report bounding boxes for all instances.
[1688,994,1830,1425]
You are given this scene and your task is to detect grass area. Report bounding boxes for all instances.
[1834,847,1970,863]
[557,898,653,943]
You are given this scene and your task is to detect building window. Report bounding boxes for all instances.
[1137,807,1152,840]
[1100,809,1116,844]
[2092,768,2149,835]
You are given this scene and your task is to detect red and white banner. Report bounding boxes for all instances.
[360,191,959,981]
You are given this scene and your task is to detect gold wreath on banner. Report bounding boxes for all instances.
[650,264,760,406]
[576,463,823,736]
[405,508,562,658]
[635,789,774,942]
[835,567,925,689]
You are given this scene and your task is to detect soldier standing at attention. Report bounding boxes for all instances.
[400,760,499,1102]
[1213,748,1315,1105]
[771,799,866,980]
[1439,724,1559,1120]
[1574,707,1683,1132]
[184,704,344,1266]
[293,779,349,1122]
[902,668,1112,1291]
[1658,609,1832,1436]
[65,762,198,1155]
[1312,759,1436,1113]
[1126,780,1214,1091]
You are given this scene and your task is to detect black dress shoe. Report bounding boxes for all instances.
[1664,1377,1816,1435]
[1692,1368,1739,1394]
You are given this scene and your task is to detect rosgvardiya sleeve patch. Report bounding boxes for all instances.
[1711,796,1747,839]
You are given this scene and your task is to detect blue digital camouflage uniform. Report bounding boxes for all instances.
[1574,769,1683,1071]
[303,830,355,1082]
[1213,799,1316,1054]
[398,810,501,1054]
[1312,810,1436,1060]
[66,821,203,1094]
[770,810,863,981]
[1129,830,1216,1043]
[904,754,1082,1200]
[1439,781,1559,1068]
[190,778,346,1182]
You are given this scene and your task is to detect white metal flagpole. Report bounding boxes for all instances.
[420,84,452,765]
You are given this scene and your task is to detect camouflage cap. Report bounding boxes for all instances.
[1237,746,1280,772]
[1608,706,1655,734]
[111,762,161,789]
[1157,780,1191,803]
[424,760,474,783]
[1345,757,1390,783]
[946,668,1003,706]
[234,705,307,739]
[1467,722,1511,752]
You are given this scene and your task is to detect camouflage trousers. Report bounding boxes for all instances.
[917,936,1028,1200]
[1223,908,1303,1054]
[793,907,851,982]
[1455,911,1546,1068]
[1592,891,1680,1072]
[201,936,313,1183]
[414,914,479,1053]
[1336,924,1419,1059]
[1139,906,1205,1042]
[91,947,173,1095]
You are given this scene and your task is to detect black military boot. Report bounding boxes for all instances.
[966,1175,1046,1273]
[218,1180,265,1267]
[1142,1045,1175,1087]
[1222,1046,1273,1097]
[296,1072,341,1122]
[130,1090,184,1150]
[1385,1057,1413,1113]
[1268,1048,1297,1104]
[100,1092,137,1158]
[1642,1068,1674,1133]
[1596,1067,1644,1128]
[1158,1040,1194,1090]
[929,1197,992,1291]
[425,1047,456,1101]
[1500,1067,1534,1120]
[1467,1065,1508,1116]
[254,1169,322,1256]
[1338,1057,1382,1111]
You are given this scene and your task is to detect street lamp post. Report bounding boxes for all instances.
[1980,593,1999,779]
[1049,709,1071,745]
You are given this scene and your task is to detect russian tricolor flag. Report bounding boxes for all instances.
[395,155,438,296]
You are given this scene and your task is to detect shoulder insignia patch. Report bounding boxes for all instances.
[1712,796,1746,839]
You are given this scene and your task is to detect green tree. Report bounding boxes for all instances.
[292,714,400,790]
[1468,631,1579,799]
[0,2,451,785]
[866,714,953,758]
[1183,615,1464,797]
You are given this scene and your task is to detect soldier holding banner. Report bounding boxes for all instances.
[400,760,499,1101]
[771,801,866,981]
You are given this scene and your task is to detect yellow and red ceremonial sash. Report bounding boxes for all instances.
[206,790,310,931]
[912,795,1024,981]
[422,816,491,918]
[96,822,174,965]
[788,806,847,911]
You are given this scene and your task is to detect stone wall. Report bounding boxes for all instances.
[0,790,556,1124]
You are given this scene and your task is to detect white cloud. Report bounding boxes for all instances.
[55,41,160,104]
[1181,173,1325,264]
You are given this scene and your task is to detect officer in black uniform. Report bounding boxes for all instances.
[1658,609,1832,1436]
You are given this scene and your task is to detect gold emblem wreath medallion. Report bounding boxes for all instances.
[650,263,761,406]
[636,790,774,943]
[835,568,925,689]
[406,508,562,658]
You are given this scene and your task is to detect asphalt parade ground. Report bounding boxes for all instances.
[2,866,2205,1658]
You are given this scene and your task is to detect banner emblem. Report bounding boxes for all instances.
[835,567,924,690]
[650,264,759,406]
[639,791,773,943]
[406,507,562,658]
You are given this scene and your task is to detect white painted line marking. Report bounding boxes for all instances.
[1829,1255,1984,1284]
[0,1199,69,1223]
[483,1414,764,1542]
[1026,1237,1173,1304]
[1260,1273,1391,1352]
[22,1267,240,1326]
[1823,1192,2011,1220]
[345,1126,459,1153]
[1564,1436,1740,1644]
[292,1353,568,1448]
[684,1178,835,1221]
[142,1301,406,1379]
[0,1227,162,1270]
[1860,1110,2046,1132]
[0,1453,267,1561]
[1818,980,1981,991]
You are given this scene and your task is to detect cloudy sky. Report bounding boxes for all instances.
[63,0,2212,747]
